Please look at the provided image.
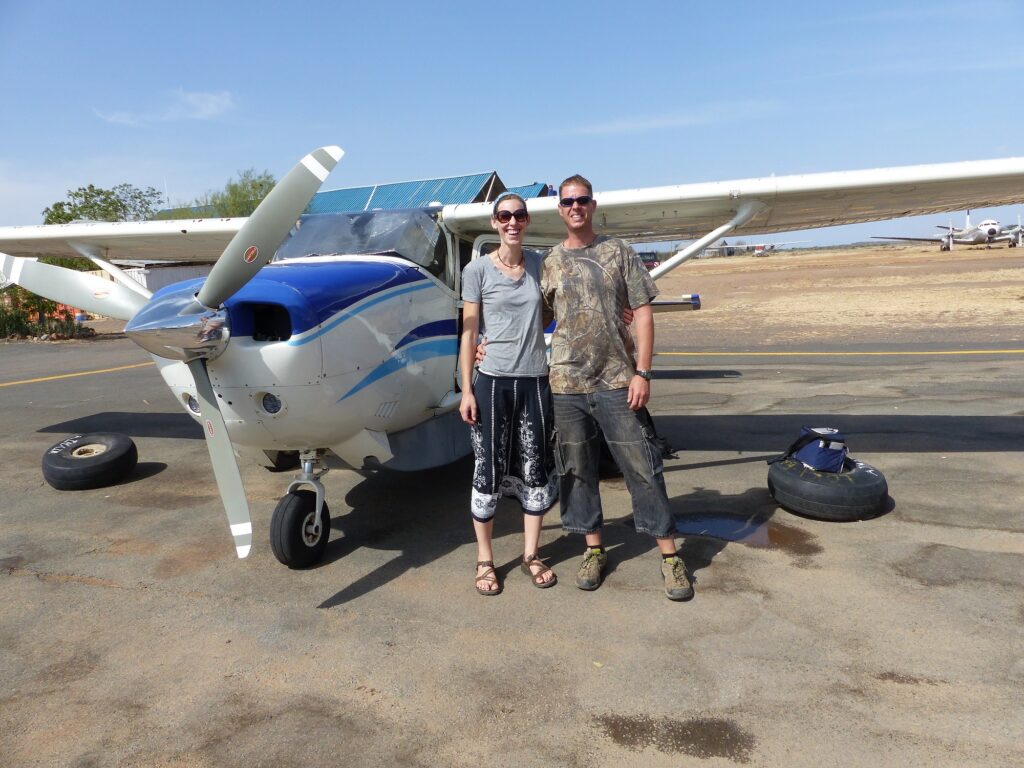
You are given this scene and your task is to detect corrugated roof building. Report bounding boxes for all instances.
[308,172,506,214]
[505,183,550,199]
[158,172,551,219]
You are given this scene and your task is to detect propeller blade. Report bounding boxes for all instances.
[0,253,147,322]
[196,146,343,309]
[186,358,253,559]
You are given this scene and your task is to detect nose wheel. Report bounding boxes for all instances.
[270,490,331,568]
[269,452,332,568]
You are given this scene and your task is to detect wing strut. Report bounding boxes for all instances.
[70,241,153,300]
[649,201,767,281]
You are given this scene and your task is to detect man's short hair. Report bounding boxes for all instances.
[559,174,593,197]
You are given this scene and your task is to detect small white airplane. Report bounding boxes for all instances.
[3,147,1024,568]
[872,210,1023,250]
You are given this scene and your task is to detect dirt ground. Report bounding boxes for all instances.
[1,241,1022,767]
[654,243,1024,349]
[65,241,1024,349]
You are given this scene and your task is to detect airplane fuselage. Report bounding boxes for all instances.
[144,210,469,472]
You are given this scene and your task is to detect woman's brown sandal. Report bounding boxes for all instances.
[521,554,557,588]
[475,560,502,596]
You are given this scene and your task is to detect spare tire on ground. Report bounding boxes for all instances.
[768,457,888,522]
[42,433,138,491]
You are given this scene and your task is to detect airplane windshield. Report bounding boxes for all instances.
[274,209,446,276]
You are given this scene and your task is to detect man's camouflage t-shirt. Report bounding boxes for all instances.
[542,235,658,394]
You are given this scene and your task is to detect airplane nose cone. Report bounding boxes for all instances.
[126,282,231,362]
[988,227,998,237]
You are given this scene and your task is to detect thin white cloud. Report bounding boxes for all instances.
[807,0,1018,26]
[94,89,236,126]
[554,100,782,137]
[802,52,1024,82]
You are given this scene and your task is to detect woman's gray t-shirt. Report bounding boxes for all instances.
[461,249,548,377]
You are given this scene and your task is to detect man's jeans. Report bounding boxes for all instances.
[552,389,675,538]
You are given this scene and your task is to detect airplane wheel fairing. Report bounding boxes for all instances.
[41,433,138,491]
[767,457,888,522]
[270,490,331,568]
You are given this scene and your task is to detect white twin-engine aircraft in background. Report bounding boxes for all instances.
[873,210,1023,250]
[2,147,1024,568]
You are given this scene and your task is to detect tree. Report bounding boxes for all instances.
[42,183,164,224]
[36,183,164,271]
[206,169,276,217]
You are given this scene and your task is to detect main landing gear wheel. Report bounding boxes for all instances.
[768,457,888,522]
[270,489,331,568]
[41,433,138,490]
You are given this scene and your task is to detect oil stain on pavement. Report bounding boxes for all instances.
[594,713,756,762]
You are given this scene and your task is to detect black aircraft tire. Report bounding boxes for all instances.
[41,433,138,491]
[768,457,888,522]
[270,490,331,569]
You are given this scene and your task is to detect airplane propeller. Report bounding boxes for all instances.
[0,254,148,322]
[197,146,343,310]
[0,146,344,559]
[175,145,343,557]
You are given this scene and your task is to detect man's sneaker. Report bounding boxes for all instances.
[661,556,693,601]
[575,548,608,591]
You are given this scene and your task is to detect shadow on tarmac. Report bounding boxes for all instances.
[653,369,742,380]
[655,413,1024,453]
[38,411,203,440]
[315,458,780,608]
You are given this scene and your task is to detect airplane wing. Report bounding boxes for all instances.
[0,218,243,262]
[870,235,944,243]
[2,157,1024,264]
[443,157,1024,242]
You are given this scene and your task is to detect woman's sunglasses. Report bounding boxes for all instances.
[558,195,593,208]
[495,209,528,223]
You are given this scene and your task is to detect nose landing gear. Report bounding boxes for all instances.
[270,451,332,568]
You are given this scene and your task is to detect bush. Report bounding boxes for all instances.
[1,289,89,339]
[0,304,32,337]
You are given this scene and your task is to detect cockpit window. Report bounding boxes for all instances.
[274,209,446,278]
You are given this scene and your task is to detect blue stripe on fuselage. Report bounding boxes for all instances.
[338,337,457,402]
[395,319,458,350]
[288,280,433,346]
[221,260,428,339]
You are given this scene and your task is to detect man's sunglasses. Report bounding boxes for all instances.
[558,195,593,208]
[495,209,528,223]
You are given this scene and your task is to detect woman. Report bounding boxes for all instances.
[459,193,558,595]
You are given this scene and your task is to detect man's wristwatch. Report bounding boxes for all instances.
[635,369,652,381]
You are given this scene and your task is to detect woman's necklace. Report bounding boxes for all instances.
[495,249,524,270]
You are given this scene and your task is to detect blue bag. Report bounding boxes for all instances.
[769,426,848,473]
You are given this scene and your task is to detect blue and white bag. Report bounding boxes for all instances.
[769,426,848,473]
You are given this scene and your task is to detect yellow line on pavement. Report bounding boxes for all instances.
[656,349,1024,357]
[0,361,155,388]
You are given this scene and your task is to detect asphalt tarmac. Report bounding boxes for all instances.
[1,324,1022,766]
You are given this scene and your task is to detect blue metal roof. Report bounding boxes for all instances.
[305,187,373,213]
[308,172,500,213]
[158,173,552,219]
[505,183,550,198]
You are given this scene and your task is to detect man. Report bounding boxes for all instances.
[542,174,692,601]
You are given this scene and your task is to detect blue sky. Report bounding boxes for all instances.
[1,0,1022,244]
